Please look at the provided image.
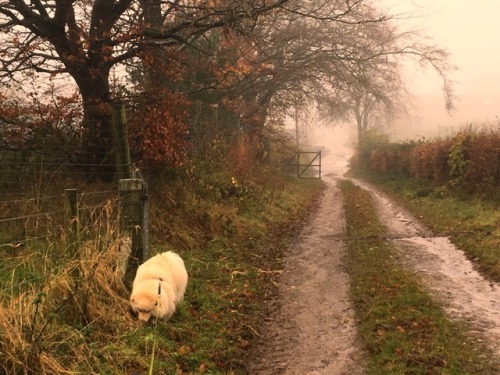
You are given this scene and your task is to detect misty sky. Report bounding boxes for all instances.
[379,0,500,131]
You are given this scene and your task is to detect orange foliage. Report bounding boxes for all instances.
[216,29,256,77]
[128,91,190,168]
[354,128,499,193]
[465,132,500,185]
[409,139,452,182]
[227,134,256,176]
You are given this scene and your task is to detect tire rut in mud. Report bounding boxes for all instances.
[247,175,500,373]
[246,179,366,375]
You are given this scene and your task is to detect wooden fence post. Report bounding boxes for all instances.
[65,188,81,281]
[119,178,147,287]
[141,180,150,263]
[297,153,300,177]
[113,101,132,180]
[65,188,79,241]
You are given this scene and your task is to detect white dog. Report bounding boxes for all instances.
[130,251,188,322]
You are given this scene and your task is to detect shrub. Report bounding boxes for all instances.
[464,128,500,190]
[448,130,473,190]
[351,124,500,196]
[351,128,390,171]
[410,138,452,182]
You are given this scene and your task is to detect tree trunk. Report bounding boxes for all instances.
[42,2,121,182]
[140,0,168,93]
[74,71,115,182]
[354,96,364,142]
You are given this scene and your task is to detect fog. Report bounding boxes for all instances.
[287,1,500,156]
[379,0,500,139]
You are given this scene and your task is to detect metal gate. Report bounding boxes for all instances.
[287,151,321,179]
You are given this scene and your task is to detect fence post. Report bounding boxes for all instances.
[319,151,322,179]
[297,153,300,177]
[119,178,147,287]
[65,188,79,241]
[113,101,132,180]
[141,180,150,262]
[65,188,81,281]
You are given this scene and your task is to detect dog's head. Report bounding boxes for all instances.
[130,280,163,322]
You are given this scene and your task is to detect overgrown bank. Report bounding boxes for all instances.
[0,161,324,374]
[350,126,499,198]
[340,180,498,374]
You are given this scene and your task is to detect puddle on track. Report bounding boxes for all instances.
[351,178,500,360]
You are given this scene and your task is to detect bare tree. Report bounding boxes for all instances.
[0,0,289,178]
[318,12,455,139]
[217,0,455,142]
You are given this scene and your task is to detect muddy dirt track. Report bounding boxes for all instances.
[247,148,500,374]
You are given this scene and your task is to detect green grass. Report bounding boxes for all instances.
[128,176,325,374]
[340,179,498,374]
[0,167,324,374]
[355,173,500,282]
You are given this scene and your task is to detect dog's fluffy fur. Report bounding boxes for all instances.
[130,251,188,322]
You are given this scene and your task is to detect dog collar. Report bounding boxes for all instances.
[157,278,162,297]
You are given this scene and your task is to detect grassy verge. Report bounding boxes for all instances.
[355,173,500,282]
[339,179,498,374]
[139,176,324,374]
[0,169,324,374]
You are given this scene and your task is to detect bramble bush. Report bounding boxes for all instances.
[351,126,500,195]
[409,138,453,182]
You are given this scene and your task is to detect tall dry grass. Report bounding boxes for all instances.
[0,201,133,374]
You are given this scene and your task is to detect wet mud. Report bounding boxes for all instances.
[248,147,500,373]
[246,176,366,375]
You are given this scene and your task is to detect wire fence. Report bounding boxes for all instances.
[0,165,120,249]
[0,98,274,261]
[0,100,148,269]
